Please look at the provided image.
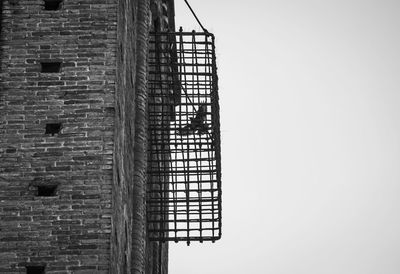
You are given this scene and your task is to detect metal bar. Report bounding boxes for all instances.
[147,30,221,243]
[150,31,213,36]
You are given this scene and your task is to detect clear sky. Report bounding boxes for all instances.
[170,1,400,273]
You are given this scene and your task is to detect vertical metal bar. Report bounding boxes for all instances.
[191,31,204,241]
[203,33,215,240]
[167,32,179,241]
[211,33,222,240]
[161,34,168,242]
[158,242,162,274]
[177,28,191,244]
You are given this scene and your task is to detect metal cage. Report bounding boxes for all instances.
[147,30,221,243]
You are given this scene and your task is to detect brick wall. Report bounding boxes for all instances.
[0,0,171,273]
[110,0,150,273]
[0,0,117,272]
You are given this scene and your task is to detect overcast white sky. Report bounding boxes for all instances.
[170,1,400,273]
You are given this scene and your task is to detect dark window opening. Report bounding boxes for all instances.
[44,0,62,10]
[37,185,57,197]
[40,62,61,73]
[9,0,18,6]
[45,123,62,135]
[26,265,45,274]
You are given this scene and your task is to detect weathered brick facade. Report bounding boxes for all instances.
[0,0,172,273]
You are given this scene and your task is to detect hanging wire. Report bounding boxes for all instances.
[176,28,214,141]
[184,0,208,33]
[180,0,214,138]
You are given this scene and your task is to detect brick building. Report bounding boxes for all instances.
[0,0,221,273]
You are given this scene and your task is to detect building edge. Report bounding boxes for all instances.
[111,0,152,273]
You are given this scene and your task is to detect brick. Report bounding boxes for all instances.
[0,0,170,273]
[0,0,117,271]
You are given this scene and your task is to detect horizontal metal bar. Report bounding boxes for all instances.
[149,71,213,76]
[147,187,219,193]
[148,236,220,242]
[147,198,219,204]
[150,31,214,36]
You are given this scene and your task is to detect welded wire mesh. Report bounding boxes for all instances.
[147,30,221,243]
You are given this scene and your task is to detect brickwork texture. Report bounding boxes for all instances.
[0,0,170,273]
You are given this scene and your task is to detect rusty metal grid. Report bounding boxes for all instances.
[147,30,221,243]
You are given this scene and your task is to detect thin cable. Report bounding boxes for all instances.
[177,29,213,140]
[184,0,208,33]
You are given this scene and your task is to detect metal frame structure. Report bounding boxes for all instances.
[147,29,221,243]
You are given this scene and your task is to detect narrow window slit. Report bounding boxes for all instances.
[9,0,18,6]
[45,123,62,135]
[26,265,46,274]
[37,185,57,197]
[40,62,62,73]
[44,0,62,10]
